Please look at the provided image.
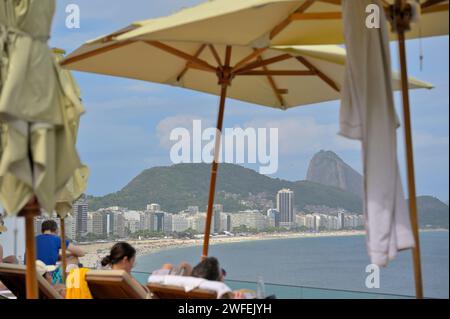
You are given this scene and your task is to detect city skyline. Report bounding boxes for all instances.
[47,187,365,241]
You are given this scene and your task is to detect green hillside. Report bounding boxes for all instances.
[88,163,363,213]
[417,196,449,228]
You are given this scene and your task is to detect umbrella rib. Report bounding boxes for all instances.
[422,0,448,10]
[234,54,294,74]
[146,41,217,72]
[61,40,133,66]
[232,48,267,71]
[239,70,315,76]
[208,45,223,67]
[291,12,342,20]
[315,0,341,5]
[270,0,315,40]
[422,2,448,13]
[255,55,286,107]
[296,56,340,92]
[224,46,232,68]
[177,44,207,82]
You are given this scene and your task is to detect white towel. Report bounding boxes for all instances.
[341,0,415,266]
[148,275,232,298]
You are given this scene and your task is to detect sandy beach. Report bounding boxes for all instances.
[78,230,366,268]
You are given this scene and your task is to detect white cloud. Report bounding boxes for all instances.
[88,95,165,111]
[156,115,213,149]
[412,131,449,148]
[245,117,361,155]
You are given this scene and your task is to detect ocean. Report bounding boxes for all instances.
[134,231,449,299]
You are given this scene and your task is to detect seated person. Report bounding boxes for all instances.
[101,242,149,295]
[36,260,66,298]
[191,257,253,299]
[35,220,85,266]
[0,213,18,264]
[52,254,81,285]
[191,257,224,282]
[0,214,18,292]
[152,262,193,276]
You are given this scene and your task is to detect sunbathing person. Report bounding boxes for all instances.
[0,213,18,264]
[191,257,252,299]
[52,254,82,285]
[0,214,19,292]
[191,257,224,282]
[36,260,66,298]
[101,242,150,295]
[152,262,193,276]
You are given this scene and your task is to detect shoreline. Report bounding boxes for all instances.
[78,229,448,268]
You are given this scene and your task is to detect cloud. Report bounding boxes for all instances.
[156,115,214,149]
[412,131,449,148]
[245,117,361,155]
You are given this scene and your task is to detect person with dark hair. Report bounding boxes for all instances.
[191,257,223,282]
[35,219,84,266]
[101,242,149,294]
[101,242,136,273]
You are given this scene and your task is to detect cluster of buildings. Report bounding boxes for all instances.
[33,189,364,241]
[296,211,364,231]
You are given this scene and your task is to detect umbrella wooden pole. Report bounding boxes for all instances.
[201,46,233,260]
[60,217,67,283]
[202,83,228,260]
[19,198,40,299]
[392,0,424,299]
[398,30,424,300]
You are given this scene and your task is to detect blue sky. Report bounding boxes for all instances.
[50,1,449,202]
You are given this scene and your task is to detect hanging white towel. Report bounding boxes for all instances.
[340,0,415,266]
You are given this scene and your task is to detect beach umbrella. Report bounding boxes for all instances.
[0,0,83,298]
[110,0,448,299]
[61,32,431,260]
[118,0,448,46]
[52,48,89,283]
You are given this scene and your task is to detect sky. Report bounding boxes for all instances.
[48,0,449,202]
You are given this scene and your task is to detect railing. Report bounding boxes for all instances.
[131,271,415,299]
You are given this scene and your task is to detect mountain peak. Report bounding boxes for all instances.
[306,150,363,198]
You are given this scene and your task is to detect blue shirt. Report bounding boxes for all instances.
[35,234,70,266]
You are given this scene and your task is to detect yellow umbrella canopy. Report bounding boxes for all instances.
[62,42,431,110]
[0,0,81,217]
[116,0,448,46]
[0,0,84,298]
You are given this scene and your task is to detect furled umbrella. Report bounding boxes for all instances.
[61,28,431,264]
[0,0,83,298]
[108,0,448,299]
[52,48,89,283]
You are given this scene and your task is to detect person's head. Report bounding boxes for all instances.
[41,220,58,235]
[101,242,136,273]
[192,257,222,282]
[0,213,7,234]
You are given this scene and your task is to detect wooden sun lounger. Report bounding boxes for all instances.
[147,282,224,299]
[86,269,148,299]
[0,263,62,299]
